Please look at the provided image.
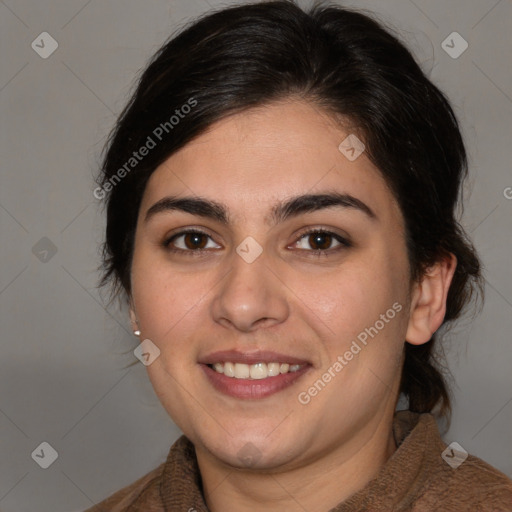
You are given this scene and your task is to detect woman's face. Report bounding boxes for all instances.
[130,99,414,470]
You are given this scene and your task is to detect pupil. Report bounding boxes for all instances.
[185,233,206,249]
[310,233,331,250]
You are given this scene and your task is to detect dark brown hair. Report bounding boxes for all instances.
[97,0,483,417]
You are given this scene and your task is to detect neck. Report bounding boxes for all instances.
[196,409,398,512]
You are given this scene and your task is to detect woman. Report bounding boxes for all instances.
[88,1,512,510]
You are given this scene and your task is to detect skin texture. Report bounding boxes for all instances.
[129,99,456,511]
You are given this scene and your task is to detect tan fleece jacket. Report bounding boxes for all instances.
[84,411,512,511]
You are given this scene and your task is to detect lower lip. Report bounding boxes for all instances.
[200,364,311,399]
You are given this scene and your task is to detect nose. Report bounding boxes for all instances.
[211,247,290,333]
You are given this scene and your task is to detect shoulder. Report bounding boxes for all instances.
[414,414,512,511]
[391,412,512,511]
[82,435,198,511]
[83,462,165,512]
[425,453,512,511]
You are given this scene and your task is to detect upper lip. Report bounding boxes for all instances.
[199,350,310,366]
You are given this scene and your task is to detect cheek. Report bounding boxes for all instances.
[130,252,190,341]
[312,266,397,338]
[307,250,409,365]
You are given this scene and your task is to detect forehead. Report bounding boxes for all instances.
[140,100,402,226]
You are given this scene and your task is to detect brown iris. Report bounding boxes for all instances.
[183,232,208,250]
[307,232,333,251]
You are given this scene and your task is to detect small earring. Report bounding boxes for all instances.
[133,330,141,337]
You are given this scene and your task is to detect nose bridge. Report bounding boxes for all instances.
[211,243,289,332]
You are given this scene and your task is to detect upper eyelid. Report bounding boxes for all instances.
[294,226,349,239]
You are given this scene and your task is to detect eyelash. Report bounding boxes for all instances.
[162,228,352,257]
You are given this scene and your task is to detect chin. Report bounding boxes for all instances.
[195,425,307,471]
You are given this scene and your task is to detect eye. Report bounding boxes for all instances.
[164,230,221,253]
[292,229,351,254]
[162,228,350,256]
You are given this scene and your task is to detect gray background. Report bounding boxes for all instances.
[1,0,511,510]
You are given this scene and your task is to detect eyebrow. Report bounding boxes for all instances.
[144,192,377,225]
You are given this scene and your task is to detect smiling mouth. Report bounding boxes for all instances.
[208,362,304,379]
[200,350,311,399]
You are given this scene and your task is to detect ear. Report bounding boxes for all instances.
[405,253,457,345]
[129,299,139,333]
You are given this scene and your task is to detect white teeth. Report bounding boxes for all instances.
[234,363,250,379]
[249,362,267,380]
[280,363,289,374]
[224,362,235,377]
[209,361,304,379]
[267,362,280,377]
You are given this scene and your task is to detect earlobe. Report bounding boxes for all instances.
[405,253,457,345]
[129,301,140,335]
